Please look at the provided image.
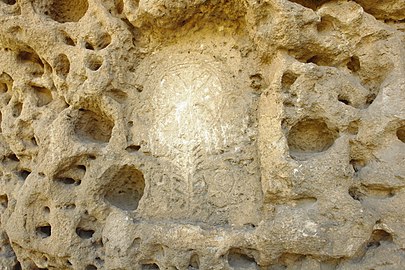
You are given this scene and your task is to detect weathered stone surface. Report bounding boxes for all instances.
[0,0,404,269]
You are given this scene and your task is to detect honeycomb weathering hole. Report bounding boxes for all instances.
[33,0,88,23]
[36,224,51,238]
[85,32,112,51]
[1,0,16,5]
[142,263,159,270]
[85,54,103,71]
[227,248,257,269]
[287,119,338,160]
[397,126,405,143]
[104,165,145,211]
[368,229,393,248]
[74,109,113,143]
[76,227,95,239]
[31,86,52,107]
[54,54,70,79]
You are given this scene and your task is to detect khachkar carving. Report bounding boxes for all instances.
[0,0,404,270]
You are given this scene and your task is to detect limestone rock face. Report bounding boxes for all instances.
[0,0,404,269]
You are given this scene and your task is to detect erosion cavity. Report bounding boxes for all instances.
[74,109,113,143]
[397,125,405,143]
[104,165,145,211]
[32,0,89,23]
[287,119,338,160]
[227,248,258,270]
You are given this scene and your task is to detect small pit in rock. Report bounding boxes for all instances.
[350,159,366,173]
[60,31,75,46]
[349,186,364,201]
[17,50,44,72]
[367,229,393,249]
[347,56,360,72]
[1,0,16,5]
[396,126,405,143]
[126,145,141,152]
[31,86,52,107]
[228,248,258,270]
[0,82,7,94]
[33,0,89,23]
[289,0,330,11]
[84,32,112,51]
[281,71,298,90]
[76,228,95,239]
[104,165,145,211]
[18,169,31,180]
[54,54,70,79]
[338,95,351,105]
[142,263,159,270]
[189,254,200,269]
[0,194,8,209]
[106,89,128,103]
[74,109,113,143]
[85,54,103,71]
[287,119,338,160]
[13,262,21,270]
[12,102,23,117]
[115,0,124,14]
[36,224,51,238]
[54,163,86,185]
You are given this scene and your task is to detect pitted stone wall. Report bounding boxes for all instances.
[0,0,404,269]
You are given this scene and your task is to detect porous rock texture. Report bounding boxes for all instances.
[0,0,404,269]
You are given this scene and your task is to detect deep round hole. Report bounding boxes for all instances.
[104,165,145,211]
[287,119,338,160]
[74,109,113,143]
[85,265,97,270]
